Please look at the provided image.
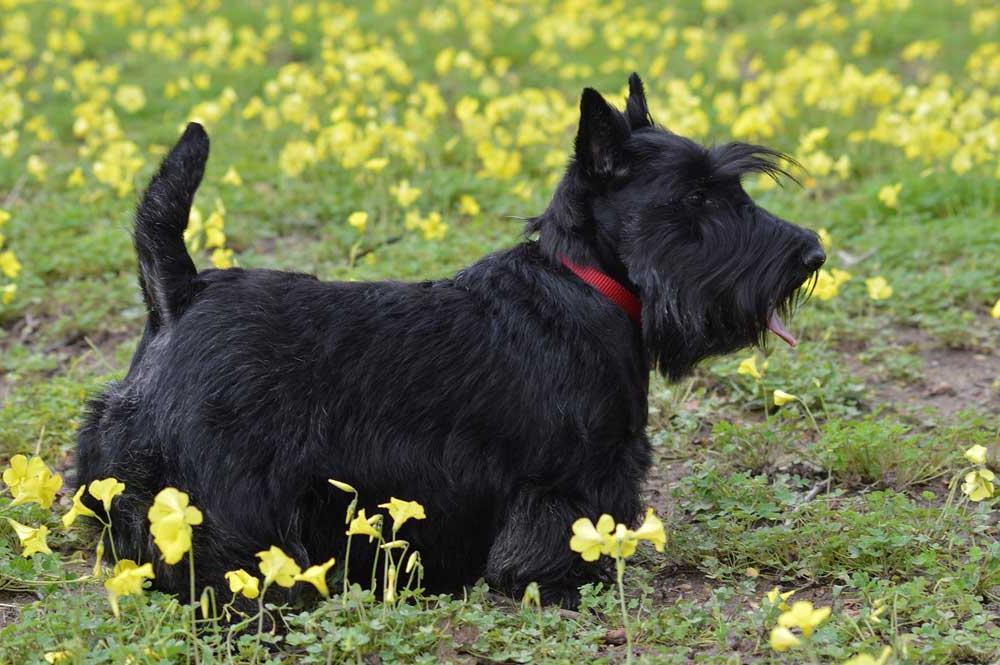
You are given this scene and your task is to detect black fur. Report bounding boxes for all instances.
[77,74,824,608]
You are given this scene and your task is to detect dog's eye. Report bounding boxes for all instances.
[685,191,706,206]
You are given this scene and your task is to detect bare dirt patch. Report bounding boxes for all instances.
[0,593,27,628]
[857,325,999,419]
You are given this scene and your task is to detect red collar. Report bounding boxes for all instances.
[559,256,642,325]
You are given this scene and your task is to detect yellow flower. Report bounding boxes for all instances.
[476,142,521,180]
[390,180,422,208]
[778,601,831,637]
[632,508,666,552]
[89,478,126,513]
[27,155,47,182]
[225,569,260,599]
[0,131,16,159]
[569,514,614,562]
[221,166,243,186]
[104,559,155,617]
[348,211,368,232]
[256,546,301,587]
[4,455,62,508]
[384,562,397,604]
[294,557,336,597]
[3,454,40,495]
[0,209,9,225]
[831,269,852,287]
[67,167,85,187]
[812,269,838,300]
[769,626,801,652]
[522,581,541,608]
[115,85,146,113]
[817,228,831,250]
[605,522,640,559]
[737,356,762,381]
[63,485,97,528]
[210,248,234,269]
[992,298,1000,319]
[842,647,892,665]
[869,599,888,623]
[811,267,851,300]
[147,487,203,564]
[962,469,995,502]
[346,508,382,542]
[405,551,421,574]
[92,141,145,197]
[378,497,426,533]
[428,212,450,240]
[364,157,389,172]
[765,586,795,611]
[44,651,70,664]
[458,195,480,216]
[6,519,52,557]
[965,445,988,466]
[1,284,15,304]
[328,479,357,494]
[204,225,226,250]
[773,389,798,406]
[278,140,318,177]
[877,183,902,209]
[93,538,105,578]
[865,276,893,300]
[0,250,21,279]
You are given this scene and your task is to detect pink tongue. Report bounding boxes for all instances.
[768,313,798,347]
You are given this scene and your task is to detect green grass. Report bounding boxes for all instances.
[1,0,998,663]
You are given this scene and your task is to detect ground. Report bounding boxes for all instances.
[0,1,998,663]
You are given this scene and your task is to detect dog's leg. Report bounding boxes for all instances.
[484,489,603,609]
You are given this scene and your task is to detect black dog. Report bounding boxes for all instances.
[77,73,824,607]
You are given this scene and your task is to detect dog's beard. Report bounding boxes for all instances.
[632,263,812,380]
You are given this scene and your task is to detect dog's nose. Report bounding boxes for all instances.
[801,247,826,270]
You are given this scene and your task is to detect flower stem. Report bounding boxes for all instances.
[616,557,633,665]
[189,549,199,665]
[104,523,120,564]
[369,540,381,596]
[253,586,266,665]
[797,399,821,434]
[343,533,354,598]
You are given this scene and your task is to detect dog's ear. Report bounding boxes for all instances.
[625,73,653,130]
[574,87,630,178]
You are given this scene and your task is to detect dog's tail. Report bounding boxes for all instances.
[134,122,208,332]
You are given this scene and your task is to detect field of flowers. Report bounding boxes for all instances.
[0,0,998,662]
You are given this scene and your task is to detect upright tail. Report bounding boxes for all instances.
[134,122,209,332]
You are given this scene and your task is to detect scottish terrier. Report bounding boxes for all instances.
[77,73,824,607]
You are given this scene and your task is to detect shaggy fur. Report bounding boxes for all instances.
[77,74,824,607]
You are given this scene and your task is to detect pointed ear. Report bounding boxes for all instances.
[625,73,653,130]
[574,88,630,178]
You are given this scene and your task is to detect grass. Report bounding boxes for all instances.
[1,0,998,663]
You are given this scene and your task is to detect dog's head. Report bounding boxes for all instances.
[532,73,825,379]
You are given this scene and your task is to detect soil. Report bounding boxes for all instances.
[0,593,25,628]
[849,325,999,419]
